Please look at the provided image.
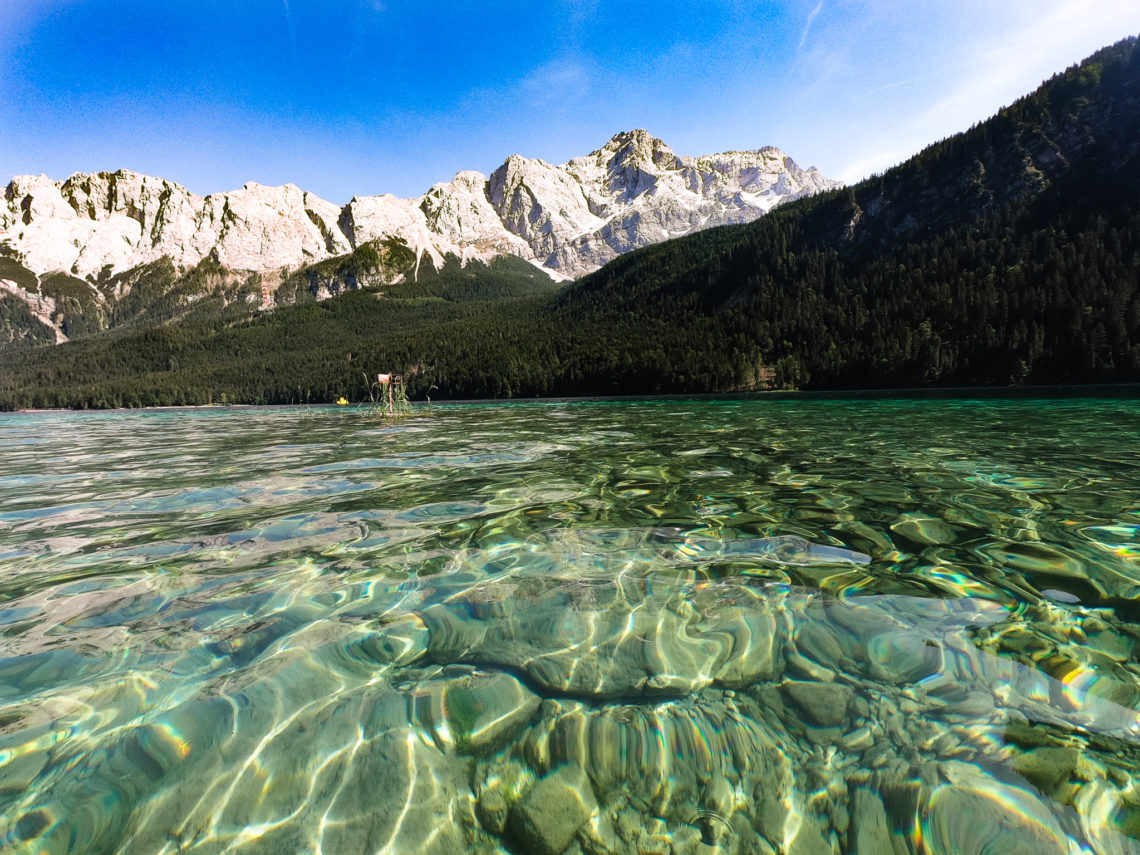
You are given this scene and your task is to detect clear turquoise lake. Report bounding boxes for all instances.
[2,396,1139,854]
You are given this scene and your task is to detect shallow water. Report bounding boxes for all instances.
[1,397,1140,854]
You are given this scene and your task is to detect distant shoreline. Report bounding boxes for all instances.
[8,383,1140,414]
[13,403,257,414]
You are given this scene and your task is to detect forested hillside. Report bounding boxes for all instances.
[1,37,1138,409]
[0,255,562,407]
[552,36,1140,392]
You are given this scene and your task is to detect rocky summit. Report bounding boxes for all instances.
[0,130,838,284]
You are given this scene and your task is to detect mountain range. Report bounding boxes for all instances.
[0,130,836,346]
[1,37,1137,408]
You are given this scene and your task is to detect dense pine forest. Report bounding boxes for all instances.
[1,37,1138,409]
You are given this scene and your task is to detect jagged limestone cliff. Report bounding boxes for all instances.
[2,131,837,284]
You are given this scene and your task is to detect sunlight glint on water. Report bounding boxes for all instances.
[1,398,1140,854]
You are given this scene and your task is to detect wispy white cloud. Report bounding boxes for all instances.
[517,57,593,108]
[446,55,595,146]
[797,0,824,54]
[281,0,297,52]
[560,0,600,27]
[835,0,1140,183]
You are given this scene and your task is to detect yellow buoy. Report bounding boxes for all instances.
[335,397,349,406]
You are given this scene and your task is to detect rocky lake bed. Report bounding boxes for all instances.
[1,397,1139,854]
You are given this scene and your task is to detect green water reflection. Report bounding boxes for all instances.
[1,397,1139,854]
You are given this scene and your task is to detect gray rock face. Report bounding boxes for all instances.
[538,130,840,276]
[1,131,839,292]
[0,171,348,280]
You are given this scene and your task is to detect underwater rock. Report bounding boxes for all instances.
[408,669,541,754]
[794,619,848,671]
[420,603,494,661]
[448,582,723,697]
[0,749,47,796]
[319,728,469,855]
[848,785,894,855]
[890,514,963,546]
[477,786,509,835]
[703,776,734,818]
[661,532,871,567]
[576,811,619,855]
[1081,626,1137,662]
[981,541,1091,585]
[635,820,671,855]
[781,680,854,728]
[1012,745,1081,798]
[695,593,781,689]
[922,765,1068,855]
[1076,778,1140,855]
[698,776,736,845]
[396,573,788,699]
[786,813,834,855]
[542,693,784,825]
[825,597,909,647]
[615,808,642,844]
[361,612,431,666]
[509,765,598,855]
[867,632,945,686]
[71,562,1126,855]
[754,785,793,850]
[360,531,871,701]
[785,649,838,682]
[667,825,708,855]
[937,689,996,718]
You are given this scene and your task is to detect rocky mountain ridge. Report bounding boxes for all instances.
[1,130,838,286]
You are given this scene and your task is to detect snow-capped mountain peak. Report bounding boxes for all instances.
[1,131,841,284]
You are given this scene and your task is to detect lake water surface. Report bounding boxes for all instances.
[2,397,1140,854]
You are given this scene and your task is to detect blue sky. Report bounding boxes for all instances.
[2,0,1137,203]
